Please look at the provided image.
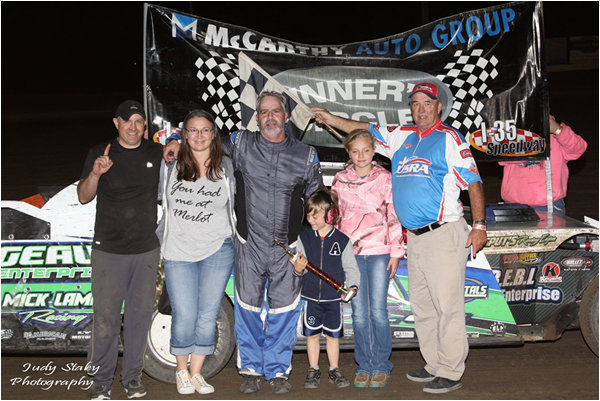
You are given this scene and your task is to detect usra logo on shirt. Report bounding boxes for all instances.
[329,242,341,256]
[396,157,432,177]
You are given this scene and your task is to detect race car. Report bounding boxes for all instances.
[1,182,597,384]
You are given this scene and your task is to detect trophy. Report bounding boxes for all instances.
[273,238,349,295]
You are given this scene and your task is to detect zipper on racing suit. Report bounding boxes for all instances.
[318,237,324,304]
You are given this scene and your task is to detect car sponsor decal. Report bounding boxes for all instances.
[560,256,592,271]
[465,278,489,299]
[487,233,557,249]
[494,266,537,288]
[1,244,92,269]
[2,329,14,340]
[489,321,507,335]
[540,262,562,283]
[70,331,92,341]
[2,287,93,311]
[24,331,67,341]
[393,331,415,339]
[520,253,543,264]
[493,265,563,304]
[502,286,562,304]
[16,308,91,329]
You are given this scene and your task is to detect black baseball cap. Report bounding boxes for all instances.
[115,100,146,121]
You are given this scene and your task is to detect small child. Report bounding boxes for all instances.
[290,189,360,389]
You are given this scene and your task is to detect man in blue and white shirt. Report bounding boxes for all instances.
[312,82,487,394]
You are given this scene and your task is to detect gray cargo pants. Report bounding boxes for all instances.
[87,247,159,387]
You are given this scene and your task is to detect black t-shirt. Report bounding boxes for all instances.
[81,138,163,254]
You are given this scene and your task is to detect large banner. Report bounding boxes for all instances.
[144,1,549,162]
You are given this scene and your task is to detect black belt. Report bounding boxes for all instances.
[408,222,446,236]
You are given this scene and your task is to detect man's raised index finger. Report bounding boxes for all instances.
[104,144,111,156]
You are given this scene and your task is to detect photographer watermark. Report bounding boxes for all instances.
[9,361,95,390]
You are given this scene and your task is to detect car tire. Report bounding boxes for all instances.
[579,275,599,357]
[143,296,236,383]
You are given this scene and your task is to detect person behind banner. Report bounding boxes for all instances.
[158,110,236,395]
[331,129,404,388]
[312,82,487,394]
[289,189,359,390]
[163,91,324,395]
[499,115,587,215]
[78,101,163,400]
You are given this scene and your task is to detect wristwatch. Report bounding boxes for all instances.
[472,219,487,231]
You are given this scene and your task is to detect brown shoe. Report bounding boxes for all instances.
[370,373,389,388]
[354,372,371,388]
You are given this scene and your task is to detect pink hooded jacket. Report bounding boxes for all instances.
[499,123,587,206]
[332,161,404,258]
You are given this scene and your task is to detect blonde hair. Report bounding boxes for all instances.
[343,128,376,166]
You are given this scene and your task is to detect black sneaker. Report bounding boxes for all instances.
[406,368,436,382]
[123,380,146,399]
[268,377,292,394]
[240,375,263,394]
[327,368,350,388]
[423,377,462,394]
[90,384,111,400]
[304,368,322,388]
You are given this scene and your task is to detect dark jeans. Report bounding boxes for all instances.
[87,247,159,387]
[532,198,566,215]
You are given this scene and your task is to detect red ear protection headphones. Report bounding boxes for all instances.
[319,190,340,225]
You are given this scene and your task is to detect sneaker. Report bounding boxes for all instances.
[406,368,436,382]
[90,384,111,400]
[304,368,321,388]
[423,377,462,394]
[370,373,389,388]
[354,372,371,388]
[191,373,215,394]
[268,377,292,394]
[240,375,262,394]
[327,368,350,388]
[123,380,147,399]
[175,370,195,395]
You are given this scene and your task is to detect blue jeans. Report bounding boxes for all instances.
[351,254,393,376]
[532,198,566,215]
[164,238,233,356]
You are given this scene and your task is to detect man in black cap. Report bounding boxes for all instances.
[78,101,163,400]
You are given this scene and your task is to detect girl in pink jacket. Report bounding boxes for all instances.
[331,129,404,388]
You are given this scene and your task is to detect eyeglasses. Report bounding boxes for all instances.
[186,127,213,136]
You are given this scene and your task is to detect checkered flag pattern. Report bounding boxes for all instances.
[470,127,538,149]
[436,49,499,133]
[195,51,242,132]
[238,52,313,138]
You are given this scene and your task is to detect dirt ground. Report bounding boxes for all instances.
[1,329,598,400]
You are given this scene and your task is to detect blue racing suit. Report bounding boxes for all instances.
[223,129,323,380]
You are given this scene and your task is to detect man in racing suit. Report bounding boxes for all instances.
[312,82,487,394]
[164,91,323,394]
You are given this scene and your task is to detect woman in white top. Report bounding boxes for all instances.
[161,110,235,395]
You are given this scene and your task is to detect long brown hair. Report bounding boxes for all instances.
[177,109,223,182]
